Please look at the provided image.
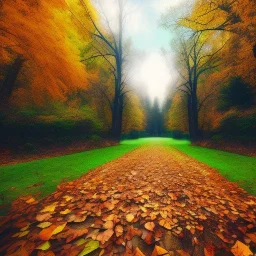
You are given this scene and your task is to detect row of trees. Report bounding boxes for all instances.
[0,0,146,145]
[164,0,256,142]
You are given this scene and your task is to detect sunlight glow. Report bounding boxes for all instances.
[139,53,172,102]
[93,0,188,102]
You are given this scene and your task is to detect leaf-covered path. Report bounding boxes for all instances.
[0,145,255,256]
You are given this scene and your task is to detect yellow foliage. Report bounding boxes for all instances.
[122,93,146,133]
[166,93,188,133]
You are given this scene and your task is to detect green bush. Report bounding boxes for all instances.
[216,112,256,143]
[218,77,254,111]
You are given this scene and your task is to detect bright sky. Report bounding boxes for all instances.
[93,0,189,103]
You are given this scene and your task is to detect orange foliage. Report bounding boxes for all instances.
[0,0,97,106]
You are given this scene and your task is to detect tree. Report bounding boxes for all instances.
[172,32,226,141]
[179,0,256,58]
[143,97,165,137]
[80,0,130,139]
[0,0,96,108]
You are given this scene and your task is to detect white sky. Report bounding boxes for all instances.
[93,0,189,103]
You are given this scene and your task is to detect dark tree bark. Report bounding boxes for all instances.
[0,56,25,108]
[174,33,225,141]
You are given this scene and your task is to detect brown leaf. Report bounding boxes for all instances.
[96,229,114,244]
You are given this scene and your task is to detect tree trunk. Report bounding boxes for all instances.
[190,90,199,142]
[187,94,193,139]
[0,56,25,108]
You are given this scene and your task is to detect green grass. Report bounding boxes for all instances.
[172,141,256,195]
[1,137,255,215]
[127,138,256,195]
[0,141,145,215]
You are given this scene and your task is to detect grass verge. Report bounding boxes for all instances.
[0,141,144,215]
[1,137,255,215]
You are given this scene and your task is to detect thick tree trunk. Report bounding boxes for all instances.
[187,95,193,139]
[190,90,199,142]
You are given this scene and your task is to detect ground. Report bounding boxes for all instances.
[0,142,255,256]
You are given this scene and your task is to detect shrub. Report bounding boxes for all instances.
[218,77,254,111]
[216,112,256,143]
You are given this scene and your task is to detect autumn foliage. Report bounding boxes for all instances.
[165,0,256,142]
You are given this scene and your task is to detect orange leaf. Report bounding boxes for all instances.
[231,240,253,256]
[126,214,134,223]
[204,245,215,256]
[152,245,169,256]
[144,222,155,231]
[135,248,146,256]
[39,225,57,240]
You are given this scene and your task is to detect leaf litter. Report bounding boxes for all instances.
[0,145,255,255]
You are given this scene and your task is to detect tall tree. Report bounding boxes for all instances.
[80,0,130,139]
[173,32,226,141]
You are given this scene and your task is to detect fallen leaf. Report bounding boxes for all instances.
[159,219,172,230]
[204,245,214,256]
[152,245,169,256]
[78,240,99,256]
[36,241,51,251]
[144,222,155,231]
[126,214,134,223]
[135,248,146,256]
[37,222,52,229]
[96,229,114,244]
[231,240,253,256]
[41,204,56,213]
[103,220,113,229]
[115,225,123,237]
[60,209,71,215]
[52,223,67,235]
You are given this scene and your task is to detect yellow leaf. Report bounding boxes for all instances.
[142,195,149,200]
[126,214,135,222]
[12,230,29,238]
[36,241,51,251]
[18,230,29,238]
[41,204,56,213]
[52,223,66,235]
[99,250,105,256]
[26,198,35,204]
[63,195,73,202]
[78,240,100,256]
[37,222,52,229]
[20,224,30,231]
[60,209,71,215]
[231,240,253,256]
[75,238,87,246]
